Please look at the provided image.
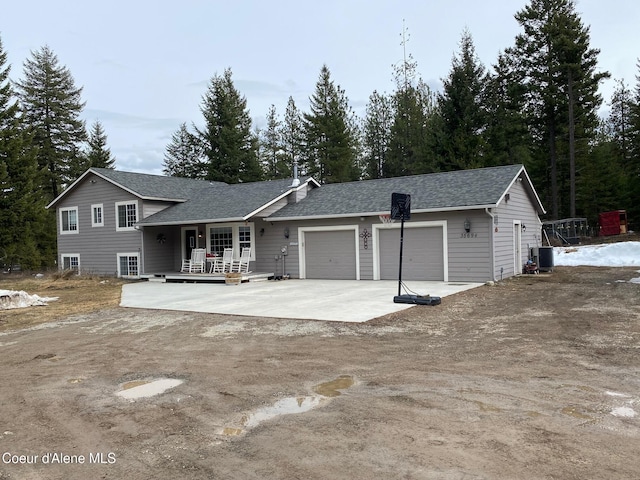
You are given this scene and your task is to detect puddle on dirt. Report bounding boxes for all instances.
[313,375,354,397]
[116,378,183,400]
[219,375,354,436]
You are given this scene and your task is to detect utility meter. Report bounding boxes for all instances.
[280,245,288,255]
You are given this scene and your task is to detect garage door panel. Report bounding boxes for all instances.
[379,227,444,281]
[305,230,357,280]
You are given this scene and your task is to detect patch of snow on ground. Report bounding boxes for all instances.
[0,290,58,310]
[554,241,640,267]
[611,407,637,418]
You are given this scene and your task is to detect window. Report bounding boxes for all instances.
[207,223,255,260]
[117,253,139,278]
[239,225,252,250]
[60,207,79,234]
[210,226,233,255]
[61,254,80,272]
[115,201,138,231]
[91,204,103,227]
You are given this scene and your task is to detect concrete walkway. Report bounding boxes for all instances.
[121,279,482,323]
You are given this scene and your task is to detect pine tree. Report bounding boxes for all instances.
[509,0,609,218]
[15,45,87,201]
[435,29,488,171]
[362,90,393,179]
[626,61,640,226]
[85,120,115,169]
[483,51,534,167]
[385,25,438,177]
[0,36,48,270]
[197,68,262,183]
[163,122,204,178]
[303,65,359,183]
[260,105,289,179]
[281,96,304,177]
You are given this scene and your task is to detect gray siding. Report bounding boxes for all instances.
[260,211,494,282]
[492,179,543,279]
[55,173,143,275]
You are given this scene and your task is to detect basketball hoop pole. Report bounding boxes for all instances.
[398,213,405,296]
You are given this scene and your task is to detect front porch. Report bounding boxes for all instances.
[140,271,275,284]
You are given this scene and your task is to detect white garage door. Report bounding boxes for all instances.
[378,227,444,281]
[304,230,357,280]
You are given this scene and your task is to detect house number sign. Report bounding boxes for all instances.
[460,233,478,238]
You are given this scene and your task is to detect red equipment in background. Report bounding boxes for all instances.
[598,210,628,236]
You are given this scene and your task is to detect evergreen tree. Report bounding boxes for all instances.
[260,105,289,179]
[197,68,262,183]
[15,45,87,201]
[626,61,640,226]
[362,90,392,179]
[385,26,437,177]
[281,96,304,178]
[577,121,625,227]
[508,0,609,218]
[163,122,204,178]
[0,36,48,270]
[483,51,534,168]
[303,64,359,183]
[435,29,488,171]
[85,120,115,169]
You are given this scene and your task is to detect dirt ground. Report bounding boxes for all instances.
[0,266,639,480]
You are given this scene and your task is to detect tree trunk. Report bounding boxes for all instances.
[549,121,558,219]
[568,70,576,218]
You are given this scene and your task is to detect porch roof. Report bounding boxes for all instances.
[137,177,316,226]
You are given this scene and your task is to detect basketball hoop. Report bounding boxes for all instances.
[379,214,395,226]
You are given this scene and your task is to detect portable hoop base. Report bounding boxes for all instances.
[394,294,441,306]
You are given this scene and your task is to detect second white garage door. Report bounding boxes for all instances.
[303,229,357,280]
[378,226,445,281]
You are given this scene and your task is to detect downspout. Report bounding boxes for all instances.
[485,208,496,282]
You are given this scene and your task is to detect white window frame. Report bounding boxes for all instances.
[206,222,255,260]
[115,200,138,232]
[116,252,140,278]
[60,254,80,272]
[59,207,79,235]
[91,203,104,227]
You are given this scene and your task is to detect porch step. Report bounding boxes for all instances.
[147,277,167,283]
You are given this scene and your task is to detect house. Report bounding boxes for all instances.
[46,164,545,282]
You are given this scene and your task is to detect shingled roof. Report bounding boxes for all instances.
[138,177,313,225]
[269,164,544,220]
[89,168,224,201]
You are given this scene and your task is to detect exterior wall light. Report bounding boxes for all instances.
[464,219,471,233]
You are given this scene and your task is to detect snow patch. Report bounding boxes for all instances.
[611,407,637,418]
[0,289,58,310]
[554,242,640,267]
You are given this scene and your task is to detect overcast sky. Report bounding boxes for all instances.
[2,0,639,175]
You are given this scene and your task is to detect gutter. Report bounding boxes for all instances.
[267,204,497,222]
[485,207,496,282]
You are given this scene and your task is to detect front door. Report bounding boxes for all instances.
[184,228,197,259]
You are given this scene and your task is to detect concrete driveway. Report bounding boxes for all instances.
[120,279,482,322]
